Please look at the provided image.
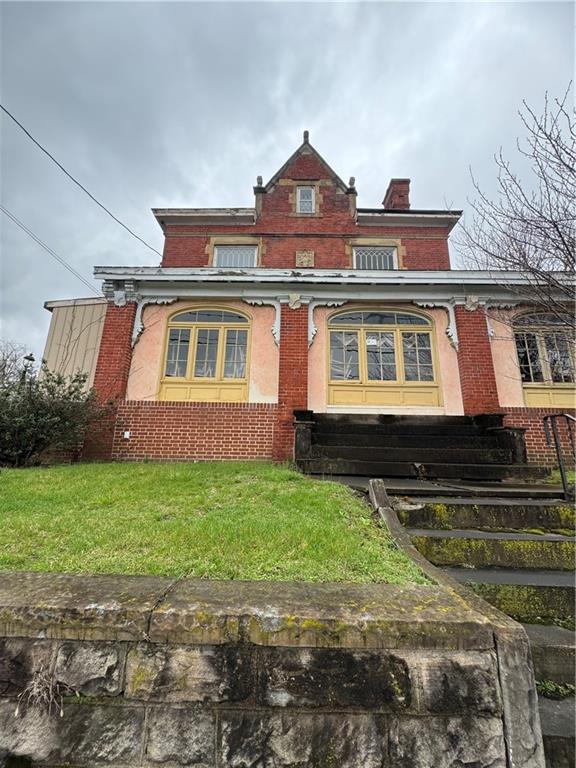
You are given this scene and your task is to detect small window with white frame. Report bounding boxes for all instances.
[213,244,258,268]
[353,246,397,270]
[296,186,315,214]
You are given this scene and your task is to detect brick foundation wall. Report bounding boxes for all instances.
[455,307,501,415]
[503,407,576,466]
[111,401,278,461]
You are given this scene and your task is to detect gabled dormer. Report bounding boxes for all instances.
[253,131,357,227]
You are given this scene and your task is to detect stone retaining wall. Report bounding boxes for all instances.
[0,573,544,767]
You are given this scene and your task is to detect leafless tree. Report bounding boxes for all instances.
[0,340,34,385]
[457,87,575,330]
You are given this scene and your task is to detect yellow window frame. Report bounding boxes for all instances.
[159,308,251,402]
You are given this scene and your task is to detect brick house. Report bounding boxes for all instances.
[43,133,575,469]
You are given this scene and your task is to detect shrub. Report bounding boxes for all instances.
[0,346,103,467]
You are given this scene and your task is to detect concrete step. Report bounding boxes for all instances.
[397,499,575,534]
[524,623,575,686]
[300,458,550,482]
[539,695,575,768]
[409,528,574,570]
[386,480,565,499]
[312,445,513,465]
[443,567,575,623]
[313,414,482,427]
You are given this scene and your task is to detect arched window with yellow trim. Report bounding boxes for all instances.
[514,313,575,407]
[327,309,441,407]
[159,308,250,402]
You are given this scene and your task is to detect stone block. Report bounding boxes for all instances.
[146,706,215,765]
[415,650,502,715]
[125,643,252,702]
[54,642,124,696]
[258,647,412,710]
[0,701,144,763]
[221,711,386,768]
[389,715,506,768]
[0,639,56,697]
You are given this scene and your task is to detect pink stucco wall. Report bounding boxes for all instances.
[308,304,464,414]
[489,313,526,408]
[126,300,279,403]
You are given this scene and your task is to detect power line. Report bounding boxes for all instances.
[0,204,101,296]
[0,104,162,258]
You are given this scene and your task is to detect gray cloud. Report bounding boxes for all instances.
[1,1,573,359]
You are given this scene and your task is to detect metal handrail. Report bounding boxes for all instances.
[543,413,576,501]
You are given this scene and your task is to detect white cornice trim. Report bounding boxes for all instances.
[308,300,346,346]
[243,298,281,345]
[132,297,177,346]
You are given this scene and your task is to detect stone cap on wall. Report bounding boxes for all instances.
[0,572,499,650]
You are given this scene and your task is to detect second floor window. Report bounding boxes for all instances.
[297,186,315,214]
[214,245,257,268]
[353,246,397,270]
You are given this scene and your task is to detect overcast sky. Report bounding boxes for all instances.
[0,0,573,359]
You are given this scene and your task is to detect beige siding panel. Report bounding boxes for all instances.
[42,300,107,388]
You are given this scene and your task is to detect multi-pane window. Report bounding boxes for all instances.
[329,331,359,380]
[402,333,434,381]
[164,309,249,381]
[366,332,396,381]
[353,246,397,270]
[296,186,315,214]
[214,245,257,268]
[514,315,575,384]
[329,310,434,384]
[165,328,190,377]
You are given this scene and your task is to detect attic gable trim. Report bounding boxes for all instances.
[263,137,349,193]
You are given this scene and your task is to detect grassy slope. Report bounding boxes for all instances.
[0,462,425,584]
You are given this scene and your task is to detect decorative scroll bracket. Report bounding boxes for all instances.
[132,297,177,347]
[243,298,281,345]
[308,300,346,346]
[414,300,458,349]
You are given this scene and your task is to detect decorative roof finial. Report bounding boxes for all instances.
[349,176,356,188]
[303,130,309,143]
[256,175,263,186]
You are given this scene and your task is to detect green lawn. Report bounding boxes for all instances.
[0,462,425,584]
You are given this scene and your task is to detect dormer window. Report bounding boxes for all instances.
[353,246,397,270]
[297,186,315,214]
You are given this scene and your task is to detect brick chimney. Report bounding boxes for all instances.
[382,178,410,209]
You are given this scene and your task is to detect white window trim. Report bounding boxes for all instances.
[214,245,258,268]
[296,186,316,214]
[353,246,398,270]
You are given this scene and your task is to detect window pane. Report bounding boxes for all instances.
[402,332,435,382]
[366,332,396,381]
[194,329,219,378]
[330,331,359,380]
[514,333,543,383]
[172,310,248,324]
[224,329,248,378]
[544,333,574,383]
[354,247,396,270]
[297,187,314,213]
[330,311,429,326]
[165,328,190,377]
[214,245,257,268]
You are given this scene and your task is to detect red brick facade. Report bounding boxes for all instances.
[273,305,309,460]
[112,402,278,461]
[82,137,573,469]
[455,306,501,415]
[503,408,576,466]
